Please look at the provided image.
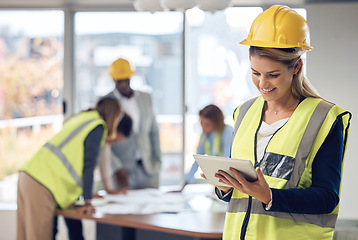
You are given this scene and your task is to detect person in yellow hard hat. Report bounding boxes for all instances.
[100,57,161,192]
[210,5,351,240]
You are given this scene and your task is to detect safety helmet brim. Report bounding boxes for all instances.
[240,5,313,52]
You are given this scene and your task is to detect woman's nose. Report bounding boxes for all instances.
[258,77,269,88]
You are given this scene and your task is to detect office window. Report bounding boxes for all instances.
[0,10,64,201]
[183,7,307,182]
[74,12,184,186]
[183,7,262,181]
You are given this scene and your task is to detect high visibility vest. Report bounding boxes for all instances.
[21,111,107,209]
[199,132,222,156]
[225,96,351,240]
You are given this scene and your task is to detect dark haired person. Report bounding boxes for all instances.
[104,58,161,190]
[179,104,233,192]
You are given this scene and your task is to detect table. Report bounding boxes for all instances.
[58,186,227,240]
[59,208,225,240]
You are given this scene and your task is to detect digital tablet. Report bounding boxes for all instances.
[193,154,257,187]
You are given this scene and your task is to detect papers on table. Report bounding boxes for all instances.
[95,201,185,215]
[96,188,189,215]
[104,188,190,204]
[93,185,225,215]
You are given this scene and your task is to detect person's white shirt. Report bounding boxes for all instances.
[217,118,289,210]
[113,89,141,159]
[257,118,288,210]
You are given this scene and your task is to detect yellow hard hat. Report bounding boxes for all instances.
[110,58,135,80]
[240,5,313,51]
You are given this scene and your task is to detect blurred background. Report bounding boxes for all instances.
[0,1,358,239]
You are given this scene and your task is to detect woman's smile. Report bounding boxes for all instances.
[261,87,276,94]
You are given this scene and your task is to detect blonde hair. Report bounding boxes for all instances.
[249,46,321,99]
[95,97,121,140]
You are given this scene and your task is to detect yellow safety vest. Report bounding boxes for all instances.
[225,96,351,240]
[21,111,107,209]
[199,132,222,156]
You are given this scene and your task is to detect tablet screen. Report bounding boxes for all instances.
[193,154,257,187]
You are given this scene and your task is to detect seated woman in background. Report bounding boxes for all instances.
[181,104,233,191]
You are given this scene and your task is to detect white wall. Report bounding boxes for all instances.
[0,209,16,240]
[306,3,358,219]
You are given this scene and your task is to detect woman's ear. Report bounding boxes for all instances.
[293,58,302,75]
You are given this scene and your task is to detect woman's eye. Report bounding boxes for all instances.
[270,74,280,78]
[252,72,260,76]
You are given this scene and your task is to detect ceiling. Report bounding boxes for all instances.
[0,0,357,10]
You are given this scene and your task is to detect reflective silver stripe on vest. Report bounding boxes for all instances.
[44,119,97,187]
[234,99,334,188]
[58,119,97,149]
[233,97,258,139]
[285,100,333,189]
[228,198,338,228]
[44,142,83,187]
[229,99,336,228]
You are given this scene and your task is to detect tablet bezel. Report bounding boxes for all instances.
[193,154,257,187]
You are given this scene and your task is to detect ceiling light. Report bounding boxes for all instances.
[133,0,164,13]
[160,0,199,12]
[198,0,232,13]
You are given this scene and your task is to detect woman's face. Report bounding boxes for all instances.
[250,55,295,103]
[200,116,215,135]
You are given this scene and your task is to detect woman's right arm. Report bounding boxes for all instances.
[215,187,233,202]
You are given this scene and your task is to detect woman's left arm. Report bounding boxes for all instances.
[215,117,344,214]
[82,125,104,201]
[268,116,344,214]
[76,125,104,215]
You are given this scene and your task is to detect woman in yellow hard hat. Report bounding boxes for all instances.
[212,5,351,240]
